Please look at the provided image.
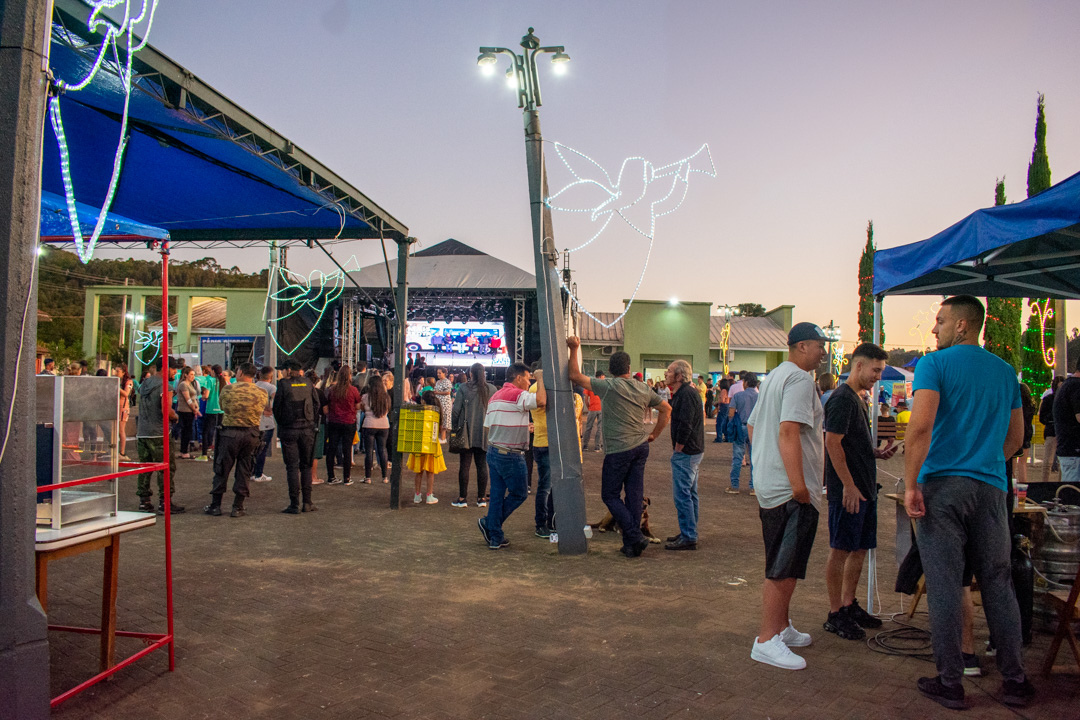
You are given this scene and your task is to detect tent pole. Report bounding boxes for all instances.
[388,237,414,509]
[868,295,883,615]
[1055,299,1067,377]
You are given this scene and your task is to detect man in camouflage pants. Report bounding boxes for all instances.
[204,363,268,518]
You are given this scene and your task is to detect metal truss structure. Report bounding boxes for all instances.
[51,0,409,247]
[514,295,526,363]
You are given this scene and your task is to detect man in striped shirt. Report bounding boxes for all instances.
[478,363,546,549]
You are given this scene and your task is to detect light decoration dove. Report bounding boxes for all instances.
[909,301,942,354]
[48,0,159,264]
[267,261,358,356]
[543,142,716,329]
[134,327,164,365]
[1029,299,1056,368]
[831,342,847,376]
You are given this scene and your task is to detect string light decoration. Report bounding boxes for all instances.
[267,263,354,356]
[908,301,941,354]
[1029,299,1056,368]
[719,321,732,374]
[134,328,163,365]
[48,0,159,264]
[832,342,847,377]
[544,142,716,328]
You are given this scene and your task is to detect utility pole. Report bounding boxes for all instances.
[388,236,415,509]
[0,1,53,717]
[478,29,587,554]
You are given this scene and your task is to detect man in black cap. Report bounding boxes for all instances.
[746,321,828,670]
[273,360,322,514]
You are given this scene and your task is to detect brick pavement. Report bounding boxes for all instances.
[44,432,1079,719]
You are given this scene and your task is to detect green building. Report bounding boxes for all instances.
[577,301,793,379]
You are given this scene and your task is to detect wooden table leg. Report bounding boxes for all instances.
[35,551,49,613]
[100,535,119,672]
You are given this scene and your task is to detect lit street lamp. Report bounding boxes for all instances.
[477,29,587,555]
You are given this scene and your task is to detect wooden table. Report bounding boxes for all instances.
[35,512,156,672]
[884,492,1046,616]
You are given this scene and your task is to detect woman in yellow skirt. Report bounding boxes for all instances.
[409,391,447,504]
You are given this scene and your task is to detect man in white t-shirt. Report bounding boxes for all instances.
[746,322,828,671]
[251,366,277,484]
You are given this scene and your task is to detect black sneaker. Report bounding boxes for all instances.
[666,533,682,542]
[203,504,222,516]
[342,478,354,486]
[845,598,883,629]
[477,517,491,545]
[488,538,510,550]
[1001,677,1035,708]
[535,527,552,538]
[665,537,698,551]
[138,500,154,513]
[158,501,185,515]
[824,608,866,640]
[917,676,966,710]
[620,538,649,558]
[230,507,246,518]
[963,653,982,677]
[281,505,300,514]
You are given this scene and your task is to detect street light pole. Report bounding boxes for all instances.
[478,29,586,555]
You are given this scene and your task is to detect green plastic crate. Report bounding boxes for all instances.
[397,404,440,454]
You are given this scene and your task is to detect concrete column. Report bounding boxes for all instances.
[82,290,101,361]
[176,292,192,354]
[0,1,52,717]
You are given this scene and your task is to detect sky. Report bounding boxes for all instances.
[96,0,1080,349]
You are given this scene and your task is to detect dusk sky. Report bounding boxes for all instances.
[98,0,1080,349]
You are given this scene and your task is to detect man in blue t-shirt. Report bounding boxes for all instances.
[903,295,1033,710]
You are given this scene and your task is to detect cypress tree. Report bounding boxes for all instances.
[983,179,1022,371]
[857,220,882,344]
[1022,93,1053,393]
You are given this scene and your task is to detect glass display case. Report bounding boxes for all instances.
[36,375,121,528]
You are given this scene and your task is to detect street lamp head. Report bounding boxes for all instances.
[477,51,498,68]
[669,297,679,306]
[505,67,517,89]
[550,50,570,65]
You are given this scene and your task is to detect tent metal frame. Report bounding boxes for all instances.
[52,0,408,245]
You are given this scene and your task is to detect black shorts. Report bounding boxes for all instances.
[760,499,819,580]
[827,497,877,552]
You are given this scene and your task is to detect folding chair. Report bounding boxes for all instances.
[1042,564,1080,675]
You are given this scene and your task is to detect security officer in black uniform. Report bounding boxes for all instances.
[273,360,323,514]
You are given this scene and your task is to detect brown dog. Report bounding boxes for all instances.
[590,495,661,543]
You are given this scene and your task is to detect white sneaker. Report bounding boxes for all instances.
[779,620,812,648]
[413,493,423,504]
[751,634,806,670]
[253,474,271,483]
[425,494,439,504]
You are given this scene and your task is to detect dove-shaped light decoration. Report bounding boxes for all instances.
[134,328,164,365]
[266,264,351,356]
[49,0,160,264]
[543,142,716,328]
[832,343,847,377]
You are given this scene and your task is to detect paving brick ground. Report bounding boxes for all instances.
[44,431,1078,719]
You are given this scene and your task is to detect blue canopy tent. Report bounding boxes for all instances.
[40,190,168,242]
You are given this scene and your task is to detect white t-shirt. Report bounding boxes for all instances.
[255,380,276,431]
[747,361,824,511]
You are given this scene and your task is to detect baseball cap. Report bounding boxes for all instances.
[787,322,828,345]
[633,372,644,380]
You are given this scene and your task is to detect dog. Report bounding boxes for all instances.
[589,495,661,543]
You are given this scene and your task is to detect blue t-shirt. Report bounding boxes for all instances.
[913,344,1020,490]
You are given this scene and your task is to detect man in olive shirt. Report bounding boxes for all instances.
[568,337,671,557]
[204,363,267,518]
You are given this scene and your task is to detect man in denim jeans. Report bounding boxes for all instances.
[663,360,704,550]
[477,363,545,549]
[728,374,759,494]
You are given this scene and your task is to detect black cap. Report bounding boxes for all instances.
[278,359,302,371]
[787,322,828,345]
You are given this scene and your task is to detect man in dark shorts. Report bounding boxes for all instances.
[746,322,828,670]
[823,343,895,640]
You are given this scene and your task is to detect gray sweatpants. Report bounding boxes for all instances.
[918,476,1026,687]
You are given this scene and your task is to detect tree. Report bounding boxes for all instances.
[983,179,1022,371]
[736,303,766,317]
[1022,94,1054,394]
[857,220,882,344]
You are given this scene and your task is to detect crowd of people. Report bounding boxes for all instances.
[44,292,1040,710]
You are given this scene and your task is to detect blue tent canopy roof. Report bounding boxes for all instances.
[873,169,1080,298]
[40,190,169,242]
[41,1,408,248]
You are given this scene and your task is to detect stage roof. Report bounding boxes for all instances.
[41,0,408,249]
[874,169,1080,298]
[578,313,789,351]
[348,240,535,292]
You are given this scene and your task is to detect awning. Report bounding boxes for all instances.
[41,0,408,249]
[873,170,1080,298]
[40,190,169,242]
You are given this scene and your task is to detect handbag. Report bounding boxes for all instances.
[448,392,471,453]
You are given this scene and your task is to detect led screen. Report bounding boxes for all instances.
[405,321,510,367]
